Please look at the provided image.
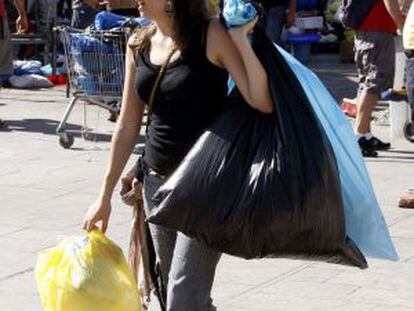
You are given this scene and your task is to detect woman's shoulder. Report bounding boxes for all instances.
[207,17,227,34]
[128,23,155,47]
[206,17,232,49]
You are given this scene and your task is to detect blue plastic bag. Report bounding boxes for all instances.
[95,11,127,30]
[77,75,99,95]
[94,11,151,30]
[222,0,397,261]
[13,60,43,76]
[277,46,398,261]
[222,0,257,28]
[71,34,113,53]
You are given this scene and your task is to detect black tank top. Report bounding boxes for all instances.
[135,19,229,176]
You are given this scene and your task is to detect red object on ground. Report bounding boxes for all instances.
[340,99,357,118]
[47,74,67,86]
[357,1,397,34]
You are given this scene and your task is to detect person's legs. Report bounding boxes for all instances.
[263,6,285,46]
[143,171,221,310]
[406,56,414,123]
[403,56,414,141]
[399,57,414,206]
[354,31,395,156]
[142,173,177,291]
[167,233,221,311]
[356,90,379,134]
[0,14,13,86]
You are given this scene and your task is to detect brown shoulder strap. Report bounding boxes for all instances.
[145,47,177,134]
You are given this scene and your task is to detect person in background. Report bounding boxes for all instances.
[104,0,139,16]
[354,0,404,157]
[0,0,27,86]
[258,0,297,45]
[399,0,414,208]
[0,0,27,128]
[71,0,100,29]
[403,0,414,141]
[71,0,138,30]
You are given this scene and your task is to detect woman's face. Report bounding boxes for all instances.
[135,0,168,20]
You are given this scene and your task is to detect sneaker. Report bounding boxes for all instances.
[368,136,391,150]
[358,137,378,157]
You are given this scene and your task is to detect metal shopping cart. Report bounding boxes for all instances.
[55,26,129,148]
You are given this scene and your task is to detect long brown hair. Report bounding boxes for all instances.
[129,0,210,53]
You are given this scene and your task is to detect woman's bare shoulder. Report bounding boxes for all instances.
[207,17,228,36]
[127,23,154,46]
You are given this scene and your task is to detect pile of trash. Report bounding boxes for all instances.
[8,59,67,89]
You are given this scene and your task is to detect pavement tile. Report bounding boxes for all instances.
[372,305,414,311]
[346,287,414,307]
[389,216,414,239]
[326,261,414,291]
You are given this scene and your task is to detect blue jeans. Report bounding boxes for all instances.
[143,172,221,311]
[405,56,414,123]
[263,6,286,45]
[71,5,99,29]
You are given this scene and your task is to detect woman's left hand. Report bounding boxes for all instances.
[228,16,259,38]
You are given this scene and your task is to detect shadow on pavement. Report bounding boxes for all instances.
[0,118,113,143]
[308,54,358,102]
[367,154,414,163]
[0,118,146,152]
[383,149,414,155]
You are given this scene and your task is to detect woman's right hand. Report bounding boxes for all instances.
[82,198,112,233]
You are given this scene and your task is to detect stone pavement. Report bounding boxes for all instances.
[1,54,414,311]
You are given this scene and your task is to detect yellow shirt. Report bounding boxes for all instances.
[404,2,414,50]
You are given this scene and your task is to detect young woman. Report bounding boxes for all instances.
[82,0,273,309]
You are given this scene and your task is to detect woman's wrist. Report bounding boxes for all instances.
[100,176,116,202]
[228,16,258,45]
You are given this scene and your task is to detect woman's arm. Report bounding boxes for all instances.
[83,38,144,232]
[100,42,144,202]
[207,18,274,114]
[13,0,28,33]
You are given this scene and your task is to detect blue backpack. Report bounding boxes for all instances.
[340,0,379,28]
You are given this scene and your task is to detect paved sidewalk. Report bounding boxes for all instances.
[1,54,414,311]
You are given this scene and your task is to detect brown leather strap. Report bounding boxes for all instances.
[145,47,177,134]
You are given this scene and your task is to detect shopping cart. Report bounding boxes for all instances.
[55,26,129,148]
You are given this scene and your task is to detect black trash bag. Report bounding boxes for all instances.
[148,28,367,268]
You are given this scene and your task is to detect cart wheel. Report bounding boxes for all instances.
[403,122,414,143]
[82,128,94,141]
[59,133,74,149]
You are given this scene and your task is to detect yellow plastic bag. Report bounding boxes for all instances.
[35,229,141,311]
